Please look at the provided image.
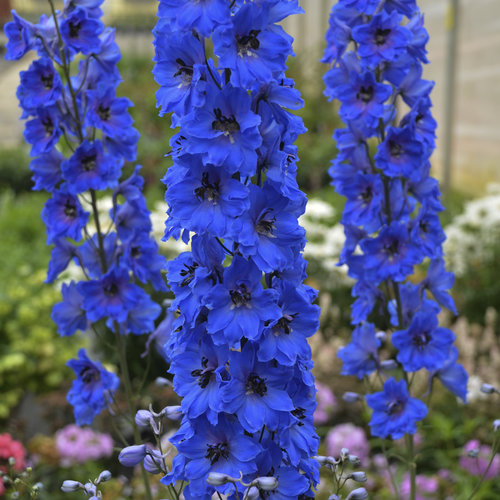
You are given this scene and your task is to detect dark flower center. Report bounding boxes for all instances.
[361,186,373,203]
[97,105,111,121]
[374,28,391,46]
[292,407,306,426]
[104,283,119,296]
[413,330,432,349]
[256,209,276,235]
[191,356,215,389]
[180,262,199,287]
[274,314,295,335]
[246,372,267,397]
[236,29,261,54]
[195,172,220,203]
[131,246,141,258]
[385,240,401,257]
[389,140,403,158]
[43,117,54,135]
[69,21,81,39]
[40,73,54,90]
[205,442,229,465]
[230,283,251,307]
[357,85,374,103]
[386,399,404,415]
[212,108,240,135]
[82,154,97,172]
[173,58,194,83]
[80,366,99,385]
[64,199,77,218]
[419,220,429,233]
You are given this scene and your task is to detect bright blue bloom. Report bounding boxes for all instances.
[222,343,294,433]
[153,29,207,116]
[421,258,457,315]
[4,11,35,60]
[51,281,87,337]
[366,378,427,439]
[352,11,411,68]
[24,107,61,157]
[432,347,468,402]
[42,189,89,243]
[78,266,147,323]
[181,86,262,175]
[60,7,103,55]
[67,348,120,425]
[78,232,117,278]
[164,154,249,237]
[46,238,77,283]
[392,309,455,372]
[62,140,121,194]
[361,222,421,283]
[338,323,381,378]
[157,0,231,39]
[17,57,62,110]
[258,282,319,366]
[410,205,445,257]
[213,2,292,89]
[125,296,162,335]
[113,197,152,241]
[205,256,281,347]
[30,149,64,191]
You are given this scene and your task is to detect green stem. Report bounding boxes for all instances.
[406,434,416,500]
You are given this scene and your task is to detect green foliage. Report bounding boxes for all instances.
[0,192,84,420]
[0,146,32,194]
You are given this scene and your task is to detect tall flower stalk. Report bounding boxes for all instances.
[153,1,321,498]
[5,1,168,498]
[322,0,468,497]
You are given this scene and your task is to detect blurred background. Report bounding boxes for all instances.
[1,1,500,498]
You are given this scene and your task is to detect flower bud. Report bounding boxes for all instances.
[493,419,500,431]
[254,476,278,490]
[206,472,234,486]
[8,457,16,466]
[467,448,479,458]
[343,392,363,403]
[162,405,182,421]
[135,410,153,428]
[154,377,171,387]
[348,472,367,483]
[118,444,147,467]
[346,487,369,499]
[375,330,386,342]
[61,480,83,492]
[144,450,167,474]
[349,455,361,466]
[328,495,340,500]
[96,470,112,484]
[481,383,498,394]
[244,486,260,500]
[340,448,350,460]
[313,455,330,465]
[381,359,398,370]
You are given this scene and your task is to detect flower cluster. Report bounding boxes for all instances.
[322,0,468,440]
[0,434,26,496]
[5,0,166,424]
[153,0,320,497]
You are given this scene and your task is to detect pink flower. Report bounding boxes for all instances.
[314,382,337,424]
[325,423,369,463]
[55,424,113,466]
[0,433,26,495]
[459,439,500,479]
[400,473,439,499]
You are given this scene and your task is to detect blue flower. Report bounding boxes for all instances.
[62,140,121,194]
[51,281,87,337]
[392,309,455,372]
[60,7,103,55]
[157,0,230,38]
[222,342,294,433]
[205,256,281,347]
[30,149,64,191]
[42,188,89,243]
[213,2,292,89]
[4,11,35,61]
[421,258,457,315]
[24,107,62,157]
[17,58,62,111]
[338,323,381,379]
[78,265,147,323]
[164,154,249,237]
[46,238,78,283]
[352,11,411,68]
[181,86,262,176]
[366,378,427,439]
[67,348,119,425]
[432,347,468,403]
